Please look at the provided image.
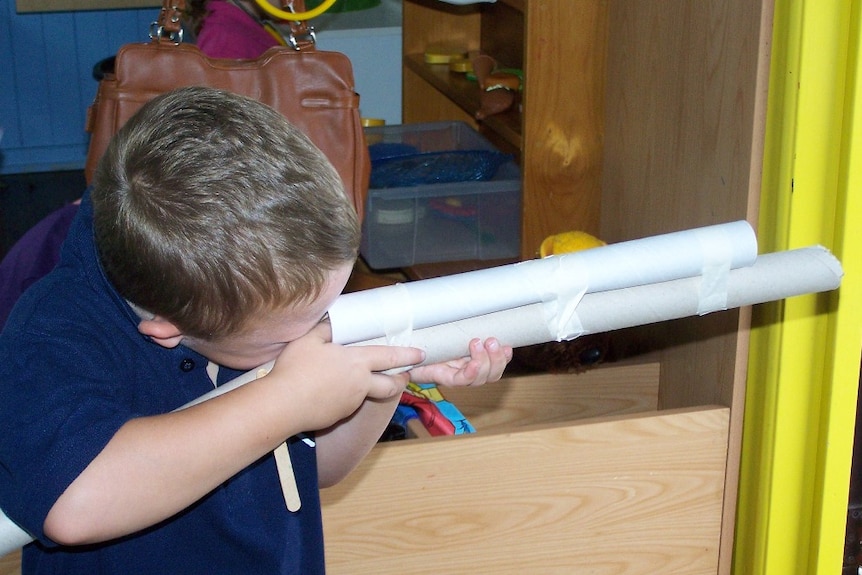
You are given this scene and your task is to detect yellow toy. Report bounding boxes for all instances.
[539,230,605,257]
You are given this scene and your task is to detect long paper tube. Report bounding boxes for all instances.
[351,246,843,362]
[0,245,841,554]
[102,245,848,412]
[328,220,757,344]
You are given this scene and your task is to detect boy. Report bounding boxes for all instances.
[0,86,510,574]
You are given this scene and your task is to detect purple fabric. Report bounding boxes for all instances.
[0,202,79,331]
[196,1,282,59]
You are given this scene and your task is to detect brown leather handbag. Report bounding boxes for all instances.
[84,0,370,219]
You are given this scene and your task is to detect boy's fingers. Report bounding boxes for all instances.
[366,372,410,400]
[485,339,511,382]
[358,345,424,374]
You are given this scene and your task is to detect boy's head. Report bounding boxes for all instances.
[91,86,360,341]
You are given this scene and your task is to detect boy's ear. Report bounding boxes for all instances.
[137,316,185,349]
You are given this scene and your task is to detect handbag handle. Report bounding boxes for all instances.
[255,0,338,21]
[152,0,326,49]
[152,0,186,43]
[277,0,318,51]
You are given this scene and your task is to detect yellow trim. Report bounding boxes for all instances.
[253,0,338,21]
[735,0,862,573]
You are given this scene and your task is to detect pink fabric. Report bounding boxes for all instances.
[196,1,281,59]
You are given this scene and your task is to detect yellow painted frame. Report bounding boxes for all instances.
[735,0,862,573]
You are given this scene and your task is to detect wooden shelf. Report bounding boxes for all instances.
[403,53,522,150]
[403,0,611,255]
[497,0,524,12]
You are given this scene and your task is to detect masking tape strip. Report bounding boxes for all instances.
[555,288,588,341]
[696,227,733,314]
[535,255,590,341]
[382,283,414,346]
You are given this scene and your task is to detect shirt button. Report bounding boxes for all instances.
[180,358,196,372]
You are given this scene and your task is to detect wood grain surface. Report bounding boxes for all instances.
[322,405,730,574]
[0,550,20,575]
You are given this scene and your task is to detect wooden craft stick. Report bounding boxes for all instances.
[273,442,301,512]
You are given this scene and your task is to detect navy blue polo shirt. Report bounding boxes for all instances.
[0,192,324,574]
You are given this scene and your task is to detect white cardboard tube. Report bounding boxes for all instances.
[352,246,843,364]
[0,244,841,555]
[328,220,757,344]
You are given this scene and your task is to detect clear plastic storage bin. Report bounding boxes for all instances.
[360,121,521,269]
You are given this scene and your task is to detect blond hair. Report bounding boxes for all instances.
[92,86,359,339]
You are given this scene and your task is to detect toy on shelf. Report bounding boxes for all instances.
[540,230,606,258]
[394,382,475,437]
[471,54,522,120]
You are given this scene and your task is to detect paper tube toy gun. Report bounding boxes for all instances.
[0,220,844,553]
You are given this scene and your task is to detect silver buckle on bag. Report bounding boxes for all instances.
[286,27,316,50]
[284,0,316,50]
[149,21,184,44]
[149,2,184,44]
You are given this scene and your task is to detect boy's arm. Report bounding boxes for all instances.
[43,324,422,546]
[315,394,402,488]
[316,338,511,487]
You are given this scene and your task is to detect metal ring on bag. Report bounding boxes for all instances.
[148,21,184,44]
[287,27,317,50]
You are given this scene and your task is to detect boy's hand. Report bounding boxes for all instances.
[265,322,423,431]
[408,337,512,387]
[290,333,510,487]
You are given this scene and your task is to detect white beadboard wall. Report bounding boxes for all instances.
[0,0,401,175]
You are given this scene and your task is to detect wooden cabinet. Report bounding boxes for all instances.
[401,0,609,259]
[0,2,775,572]
[0,2,780,573]
[323,364,736,574]
[0,551,19,575]
[322,1,775,574]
